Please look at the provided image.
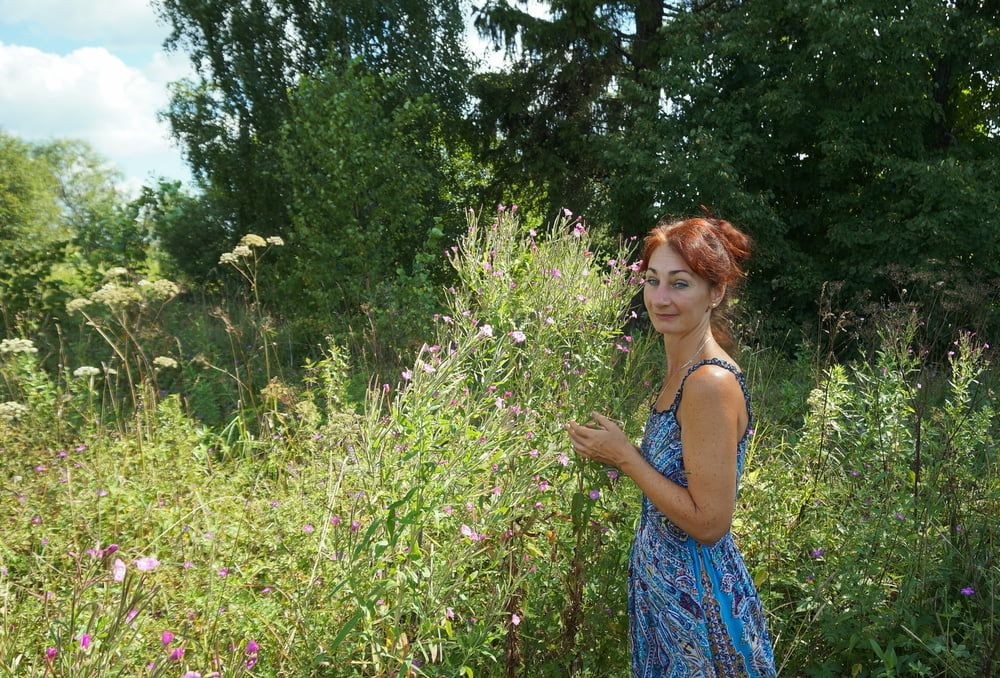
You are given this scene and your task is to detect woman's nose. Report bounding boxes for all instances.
[647,285,672,306]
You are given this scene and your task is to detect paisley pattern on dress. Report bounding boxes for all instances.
[628,358,776,677]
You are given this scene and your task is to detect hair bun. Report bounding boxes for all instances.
[710,218,752,267]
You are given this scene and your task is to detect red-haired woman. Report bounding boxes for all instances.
[565,216,776,676]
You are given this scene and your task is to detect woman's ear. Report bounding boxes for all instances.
[712,283,726,308]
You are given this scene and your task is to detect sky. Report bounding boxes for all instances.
[0,0,195,193]
[0,1,538,195]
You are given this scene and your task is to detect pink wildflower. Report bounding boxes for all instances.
[112,558,126,582]
[134,556,159,572]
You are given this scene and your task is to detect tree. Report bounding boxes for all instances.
[31,139,154,272]
[0,131,66,331]
[471,1,641,226]
[155,0,471,250]
[473,0,1000,337]
[629,0,1000,332]
[274,62,487,350]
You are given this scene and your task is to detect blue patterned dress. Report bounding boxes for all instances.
[628,358,776,677]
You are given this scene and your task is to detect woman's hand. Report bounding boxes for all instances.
[564,412,640,469]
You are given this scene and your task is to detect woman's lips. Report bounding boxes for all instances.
[654,313,677,320]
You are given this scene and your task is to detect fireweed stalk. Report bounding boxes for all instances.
[339,208,658,673]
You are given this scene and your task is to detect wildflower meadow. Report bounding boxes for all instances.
[0,211,996,677]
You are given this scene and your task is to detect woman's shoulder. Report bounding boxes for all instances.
[680,359,747,403]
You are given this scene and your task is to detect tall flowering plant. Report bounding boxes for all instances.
[333,208,659,674]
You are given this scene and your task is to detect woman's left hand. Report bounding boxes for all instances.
[565,412,639,469]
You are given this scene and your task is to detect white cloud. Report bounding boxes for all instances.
[0,41,191,189]
[0,0,167,47]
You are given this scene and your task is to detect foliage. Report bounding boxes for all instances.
[29,139,148,273]
[141,180,234,283]
[472,0,1000,342]
[742,315,997,676]
[632,0,1000,338]
[276,64,457,331]
[1,211,998,675]
[0,132,67,334]
[155,0,471,250]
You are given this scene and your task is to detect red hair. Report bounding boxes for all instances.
[640,216,753,349]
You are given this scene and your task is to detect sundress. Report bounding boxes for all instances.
[628,358,776,677]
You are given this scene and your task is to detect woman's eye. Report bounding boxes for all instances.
[644,278,658,286]
[673,281,688,288]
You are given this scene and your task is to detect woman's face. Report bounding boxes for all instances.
[642,244,720,336]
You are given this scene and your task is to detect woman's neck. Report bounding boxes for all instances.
[664,331,715,381]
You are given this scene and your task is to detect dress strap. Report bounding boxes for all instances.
[669,358,753,428]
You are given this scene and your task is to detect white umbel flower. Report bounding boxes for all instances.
[240,234,267,248]
[0,338,38,354]
[153,356,178,369]
[0,401,28,422]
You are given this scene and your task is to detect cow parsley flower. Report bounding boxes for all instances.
[240,234,267,248]
[0,401,29,422]
[147,279,180,300]
[0,338,37,354]
[66,298,93,313]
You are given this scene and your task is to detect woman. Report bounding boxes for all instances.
[565,216,776,676]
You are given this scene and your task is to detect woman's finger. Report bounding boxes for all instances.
[591,412,619,430]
